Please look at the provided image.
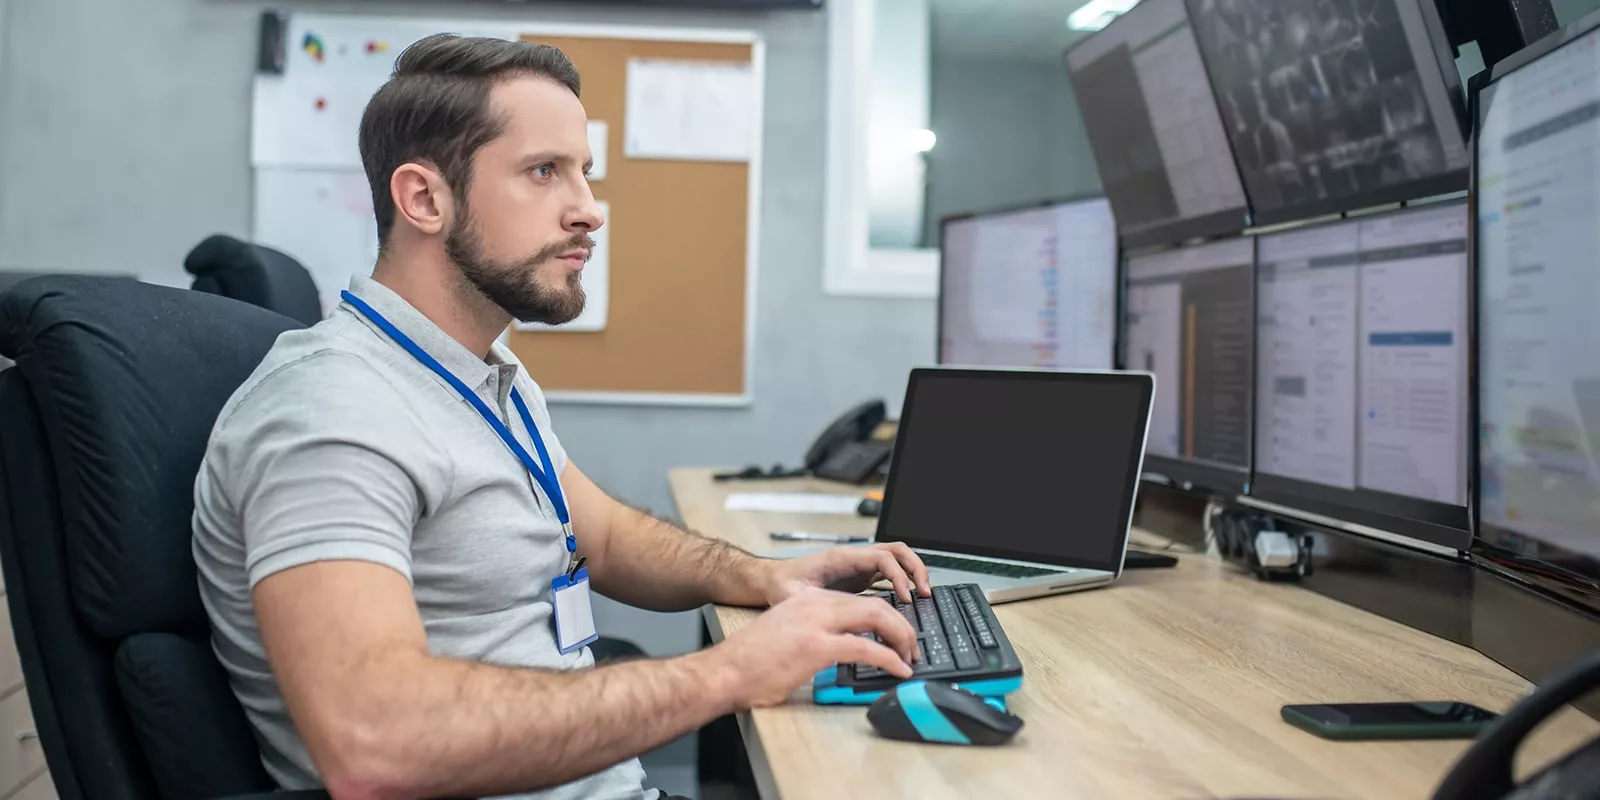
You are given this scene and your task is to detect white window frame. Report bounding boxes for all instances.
[823,0,940,298]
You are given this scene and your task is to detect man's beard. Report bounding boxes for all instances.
[445,209,594,326]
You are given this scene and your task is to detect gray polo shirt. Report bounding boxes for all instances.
[192,275,651,799]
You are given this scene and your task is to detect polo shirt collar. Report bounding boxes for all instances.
[344,275,498,390]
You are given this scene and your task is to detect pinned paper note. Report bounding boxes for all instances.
[516,200,610,333]
[624,58,755,162]
[587,121,609,181]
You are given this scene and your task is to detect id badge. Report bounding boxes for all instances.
[551,567,599,654]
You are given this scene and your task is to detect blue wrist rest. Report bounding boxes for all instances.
[812,666,1024,706]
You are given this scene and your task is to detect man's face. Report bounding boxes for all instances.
[446,74,604,325]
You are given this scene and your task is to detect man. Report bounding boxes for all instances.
[193,34,926,800]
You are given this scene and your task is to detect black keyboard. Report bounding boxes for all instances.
[918,552,1068,579]
[842,583,1023,687]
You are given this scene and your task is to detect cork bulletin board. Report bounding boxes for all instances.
[506,27,763,406]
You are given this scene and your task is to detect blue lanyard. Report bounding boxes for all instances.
[340,290,575,556]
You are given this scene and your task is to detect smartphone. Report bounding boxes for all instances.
[1280,701,1499,741]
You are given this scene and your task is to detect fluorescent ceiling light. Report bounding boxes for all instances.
[1067,0,1140,31]
[909,128,937,153]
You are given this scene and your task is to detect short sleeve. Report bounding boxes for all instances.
[214,351,449,589]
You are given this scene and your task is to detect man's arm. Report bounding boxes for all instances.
[563,462,766,610]
[256,561,918,800]
[563,463,931,612]
[258,560,733,800]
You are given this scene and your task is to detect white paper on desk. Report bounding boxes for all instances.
[725,493,862,515]
[587,121,609,181]
[624,58,755,162]
[515,200,609,333]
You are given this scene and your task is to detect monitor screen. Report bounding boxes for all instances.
[939,197,1118,370]
[1476,21,1600,574]
[877,368,1154,573]
[1065,0,1250,249]
[1253,202,1469,546]
[1186,0,1468,226]
[1123,236,1255,488]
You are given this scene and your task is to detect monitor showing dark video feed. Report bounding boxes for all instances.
[1186,0,1469,225]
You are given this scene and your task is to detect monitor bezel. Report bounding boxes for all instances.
[1183,0,1471,229]
[874,366,1157,575]
[1120,232,1258,496]
[936,193,1122,371]
[1246,202,1472,550]
[1467,9,1600,611]
[1062,0,1253,250]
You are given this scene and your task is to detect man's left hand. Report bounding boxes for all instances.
[763,543,932,606]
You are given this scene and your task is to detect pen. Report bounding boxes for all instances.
[769,531,872,544]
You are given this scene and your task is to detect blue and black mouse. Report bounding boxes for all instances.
[866,680,1023,746]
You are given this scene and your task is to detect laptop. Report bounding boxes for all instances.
[872,367,1155,604]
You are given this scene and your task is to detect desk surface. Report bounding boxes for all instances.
[669,467,1600,799]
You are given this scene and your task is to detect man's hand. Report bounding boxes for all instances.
[763,542,932,606]
[713,588,920,707]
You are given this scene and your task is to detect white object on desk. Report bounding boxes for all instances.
[625,58,755,162]
[725,493,861,515]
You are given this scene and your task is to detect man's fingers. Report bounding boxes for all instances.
[892,543,932,597]
[874,551,914,603]
[826,593,918,664]
[831,635,913,679]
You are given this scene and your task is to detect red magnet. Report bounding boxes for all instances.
[314,97,327,111]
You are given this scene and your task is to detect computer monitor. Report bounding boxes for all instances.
[1251,201,1470,548]
[1186,0,1469,227]
[1473,11,1600,608]
[939,196,1118,371]
[1122,235,1255,494]
[1064,0,1251,250]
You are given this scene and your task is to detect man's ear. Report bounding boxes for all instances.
[390,162,453,237]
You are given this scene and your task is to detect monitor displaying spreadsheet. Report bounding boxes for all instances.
[1066,0,1250,248]
[939,196,1119,371]
[1476,17,1600,570]
[1123,235,1255,492]
[1252,200,1469,546]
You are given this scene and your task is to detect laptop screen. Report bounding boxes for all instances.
[876,368,1154,573]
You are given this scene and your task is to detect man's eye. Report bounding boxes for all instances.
[533,164,555,179]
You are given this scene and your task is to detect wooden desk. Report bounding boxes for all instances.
[669,467,1599,799]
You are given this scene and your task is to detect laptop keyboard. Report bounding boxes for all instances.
[853,585,1003,680]
[919,552,1069,579]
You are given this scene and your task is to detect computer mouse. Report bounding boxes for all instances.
[866,680,1023,746]
[857,497,882,516]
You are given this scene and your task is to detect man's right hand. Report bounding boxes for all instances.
[713,587,920,708]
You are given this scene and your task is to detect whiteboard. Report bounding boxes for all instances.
[252,15,522,169]
[252,168,377,314]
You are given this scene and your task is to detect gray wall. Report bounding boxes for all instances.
[923,56,1101,243]
[0,0,935,789]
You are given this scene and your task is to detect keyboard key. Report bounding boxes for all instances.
[955,648,982,671]
[977,630,999,649]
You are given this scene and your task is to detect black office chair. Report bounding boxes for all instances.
[184,234,324,327]
[0,275,327,800]
[0,276,645,799]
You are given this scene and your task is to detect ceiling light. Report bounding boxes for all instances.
[909,128,937,153]
[1067,0,1140,31]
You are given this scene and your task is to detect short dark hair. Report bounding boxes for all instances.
[359,33,581,250]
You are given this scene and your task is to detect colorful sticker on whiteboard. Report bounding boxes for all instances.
[303,32,326,63]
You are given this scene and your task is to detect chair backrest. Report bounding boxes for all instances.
[0,276,303,800]
[184,235,324,327]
